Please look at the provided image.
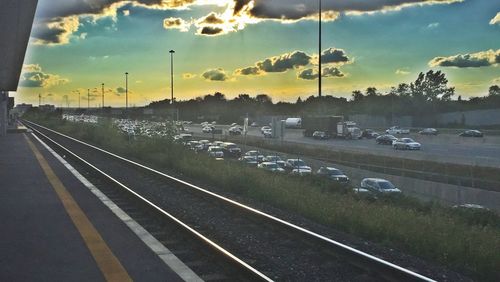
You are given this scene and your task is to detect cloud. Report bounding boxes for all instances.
[319,48,349,64]
[236,47,349,77]
[19,64,69,88]
[297,67,344,80]
[32,16,80,45]
[429,49,500,68]
[32,0,199,45]
[199,12,225,24]
[234,66,263,76]
[236,0,461,21]
[198,26,225,36]
[183,73,197,79]
[202,68,229,81]
[256,51,311,73]
[395,68,411,75]
[163,17,190,32]
[116,86,127,95]
[426,22,439,29]
[490,12,500,25]
[32,0,460,43]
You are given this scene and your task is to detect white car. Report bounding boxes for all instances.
[392,138,421,150]
[202,126,214,133]
[285,158,312,175]
[386,126,410,135]
[360,178,401,194]
[207,146,224,160]
[258,162,285,173]
[260,125,271,134]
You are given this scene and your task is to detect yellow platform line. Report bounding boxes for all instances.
[24,134,132,282]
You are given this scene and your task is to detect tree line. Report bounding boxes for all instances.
[146,70,500,124]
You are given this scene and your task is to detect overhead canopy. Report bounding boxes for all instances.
[0,0,38,91]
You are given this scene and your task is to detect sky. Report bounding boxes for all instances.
[13,0,500,107]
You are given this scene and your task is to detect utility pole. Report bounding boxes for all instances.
[87,88,90,109]
[102,83,105,109]
[125,72,129,110]
[169,49,176,120]
[38,93,41,107]
[318,0,322,98]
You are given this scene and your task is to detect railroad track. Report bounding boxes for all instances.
[24,120,435,282]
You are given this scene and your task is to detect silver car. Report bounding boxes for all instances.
[393,138,421,150]
[360,178,401,194]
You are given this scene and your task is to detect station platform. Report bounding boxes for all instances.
[0,132,192,281]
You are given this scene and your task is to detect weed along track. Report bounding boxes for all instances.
[24,120,438,281]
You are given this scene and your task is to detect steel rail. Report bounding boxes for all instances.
[24,120,436,282]
[25,122,272,282]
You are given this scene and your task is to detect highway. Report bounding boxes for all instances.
[188,124,500,168]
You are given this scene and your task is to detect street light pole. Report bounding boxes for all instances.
[38,93,41,107]
[125,72,129,110]
[101,83,105,109]
[169,49,176,120]
[87,88,90,109]
[318,0,322,98]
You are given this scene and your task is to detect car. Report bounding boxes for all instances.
[375,134,397,145]
[285,158,312,175]
[258,162,286,173]
[291,167,313,176]
[202,126,214,133]
[316,166,350,184]
[239,155,259,166]
[362,129,379,139]
[230,123,238,127]
[386,126,410,135]
[360,178,401,194]
[207,146,224,160]
[244,150,265,162]
[452,203,489,210]
[459,130,483,137]
[262,129,273,138]
[392,138,421,150]
[260,125,271,134]
[198,139,211,151]
[186,140,200,150]
[228,126,242,135]
[262,155,286,168]
[312,131,329,140]
[250,122,259,127]
[418,128,438,135]
[221,142,242,158]
[212,140,224,147]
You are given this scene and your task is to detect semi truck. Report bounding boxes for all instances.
[302,116,362,139]
[285,117,302,128]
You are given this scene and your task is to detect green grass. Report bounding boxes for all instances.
[26,113,500,281]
